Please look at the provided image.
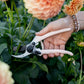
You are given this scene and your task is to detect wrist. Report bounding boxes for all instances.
[76,11,84,30]
[65,16,75,32]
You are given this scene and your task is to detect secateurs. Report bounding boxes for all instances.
[12,28,73,58]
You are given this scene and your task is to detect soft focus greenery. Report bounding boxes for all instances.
[0,0,84,84]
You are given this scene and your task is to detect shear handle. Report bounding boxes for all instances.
[32,28,72,43]
[40,49,73,56]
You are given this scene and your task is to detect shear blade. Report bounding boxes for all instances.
[12,51,30,58]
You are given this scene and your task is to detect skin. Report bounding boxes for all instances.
[36,11,84,59]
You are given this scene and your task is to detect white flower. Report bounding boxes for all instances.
[0,61,14,84]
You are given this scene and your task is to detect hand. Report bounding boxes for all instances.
[36,16,74,59]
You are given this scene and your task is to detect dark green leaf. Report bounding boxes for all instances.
[35,62,48,73]
[1,48,11,64]
[0,43,7,54]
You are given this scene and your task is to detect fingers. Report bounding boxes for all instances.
[43,40,49,59]
[48,43,54,58]
[60,45,65,57]
[54,45,60,56]
[36,24,52,36]
[43,55,48,60]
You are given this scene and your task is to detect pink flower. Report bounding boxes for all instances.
[23,0,65,20]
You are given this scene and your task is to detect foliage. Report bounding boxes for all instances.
[0,0,84,84]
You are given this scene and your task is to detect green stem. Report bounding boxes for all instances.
[78,49,83,84]
[78,70,82,84]
[24,18,34,38]
[13,0,21,39]
[22,17,34,39]
[79,49,83,72]
[5,2,13,54]
[15,43,21,55]
[43,20,46,27]
[11,0,13,11]
[15,17,34,54]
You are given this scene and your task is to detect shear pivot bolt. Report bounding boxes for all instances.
[27,45,34,53]
[32,42,35,45]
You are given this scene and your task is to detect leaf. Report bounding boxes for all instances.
[29,56,38,62]
[68,81,76,84]
[0,43,7,54]
[14,73,31,84]
[35,62,48,73]
[57,57,65,70]
[28,66,39,78]
[13,64,39,83]
[29,57,48,73]
[0,38,7,44]
[1,48,11,64]
[0,21,6,27]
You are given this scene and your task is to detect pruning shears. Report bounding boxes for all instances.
[12,28,73,58]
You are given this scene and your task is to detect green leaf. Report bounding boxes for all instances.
[0,43,7,54]
[68,81,76,84]
[35,62,48,73]
[0,21,6,27]
[14,73,31,84]
[29,57,48,73]
[29,56,38,62]
[1,48,11,64]
[29,66,39,78]
[0,38,7,45]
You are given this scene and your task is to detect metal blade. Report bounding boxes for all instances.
[12,51,31,58]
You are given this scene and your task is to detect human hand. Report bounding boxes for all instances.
[36,16,74,59]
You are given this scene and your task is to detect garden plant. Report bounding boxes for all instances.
[0,0,84,84]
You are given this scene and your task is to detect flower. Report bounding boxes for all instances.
[77,42,84,47]
[68,58,75,65]
[0,61,14,84]
[63,0,84,15]
[23,0,65,20]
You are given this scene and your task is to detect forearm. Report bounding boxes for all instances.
[77,11,84,30]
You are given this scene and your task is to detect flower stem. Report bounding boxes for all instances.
[78,49,83,84]
[43,20,46,27]
[79,49,83,71]
[24,18,34,38]
[13,0,21,39]
[5,2,13,54]
[15,17,34,55]
[22,17,34,40]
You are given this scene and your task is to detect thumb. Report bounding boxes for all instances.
[36,25,51,36]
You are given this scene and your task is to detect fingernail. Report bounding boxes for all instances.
[60,54,64,57]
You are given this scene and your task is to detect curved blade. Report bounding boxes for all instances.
[12,51,30,58]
